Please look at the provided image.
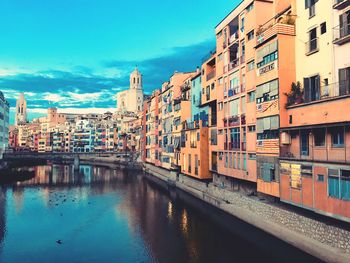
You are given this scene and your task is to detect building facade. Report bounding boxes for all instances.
[0,92,9,159]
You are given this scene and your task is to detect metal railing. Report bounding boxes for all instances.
[333,0,350,9]
[291,82,350,107]
[305,37,319,55]
[206,70,216,81]
[333,23,350,44]
[223,58,239,73]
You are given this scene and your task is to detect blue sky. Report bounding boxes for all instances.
[0,0,239,124]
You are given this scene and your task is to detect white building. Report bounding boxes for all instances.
[116,68,144,113]
[15,93,27,125]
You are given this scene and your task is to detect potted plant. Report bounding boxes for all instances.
[284,82,304,107]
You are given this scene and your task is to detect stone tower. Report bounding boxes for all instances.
[116,68,144,113]
[15,93,27,126]
[130,67,142,90]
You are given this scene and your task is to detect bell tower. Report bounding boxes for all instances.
[130,67,142,90]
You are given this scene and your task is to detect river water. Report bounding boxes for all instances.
[0,164,323,263]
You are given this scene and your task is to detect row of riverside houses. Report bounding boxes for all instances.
[142,0,350,222]
[9,69,146,154]
[9,107,142,154]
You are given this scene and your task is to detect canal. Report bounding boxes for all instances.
[0,164,323,263]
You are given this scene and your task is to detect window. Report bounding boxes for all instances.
[249,153,256,160]
[247,60,255,71]
[248,91,255,102]
[247,30,254,41]
[248,125,256,132]
[339,10,350,39]
[328,169,350,201]
[261,163,275,182]
[218,53,223,61]
[300,130,309,156]
[320,22,326,34]
[257,51,278,68]
[331,127,344,147]
[304,75,320,102]
[317,174,324,182]
[256,79,278,103]
[218,77,223,85]
[314,128,325,146]
[240,17,245,32]
[246,3,254,12]
[339,67,350,96]
[305,0,317,18]
[218,102,223,111]
[307,28,318,54]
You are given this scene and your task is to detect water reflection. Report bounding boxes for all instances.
[0,164,323,263]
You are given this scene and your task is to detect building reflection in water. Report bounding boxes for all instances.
[0,164,320,263]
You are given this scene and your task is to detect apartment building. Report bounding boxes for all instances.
[158,72,194,170]
[211,0,278,191]
[144,90,161,165]
[279,0,350,221]
[73,119,95,153]
[181,72,210,179]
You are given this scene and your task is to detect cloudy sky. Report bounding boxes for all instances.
[0,0,239,124]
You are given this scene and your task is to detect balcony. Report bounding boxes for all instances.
[256,16,296,45]
[206,70,216,81]
[223,115,241,127]
[223,58,239,73]
[333,23,350,45]
[224,142,240,151]
[287,82,350,108]
[202,48,216,63]
[305,38,319,55]
[228,31,239,45]
[181,83,191,92]
[333,0,350,9]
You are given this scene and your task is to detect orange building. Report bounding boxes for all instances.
[180,72,211,180]
[211,0,294,192]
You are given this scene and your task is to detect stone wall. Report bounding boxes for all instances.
[144,163,350,263]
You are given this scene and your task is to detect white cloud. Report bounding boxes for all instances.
[67,92,101,102]
[43,93,64,103]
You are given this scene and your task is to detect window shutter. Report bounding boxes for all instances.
[263,117,271,131]
[339,68,348,95]
[270,115,279,130]
[304,78,310,102]
[256,118,264,133]
[315,75,320,100]
[305,0,310,9]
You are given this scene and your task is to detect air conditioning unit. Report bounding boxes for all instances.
[281,132,291,145]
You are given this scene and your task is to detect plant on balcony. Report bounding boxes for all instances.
[284,81,304,107]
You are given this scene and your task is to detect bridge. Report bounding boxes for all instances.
[3,152,141,169]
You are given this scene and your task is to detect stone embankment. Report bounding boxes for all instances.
[144,163,350,263]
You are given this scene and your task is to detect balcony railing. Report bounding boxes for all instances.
[305,38,319,55]
[288,82,350,107]
[333,23,350,45]
[333,0,350,9]
[223,58,239,73]
[228,31,239,44]
[206,70,216,81]
[224,142,240,151]
[181,83,191,92]
[223,115,241,127]
[256,15,296,45]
